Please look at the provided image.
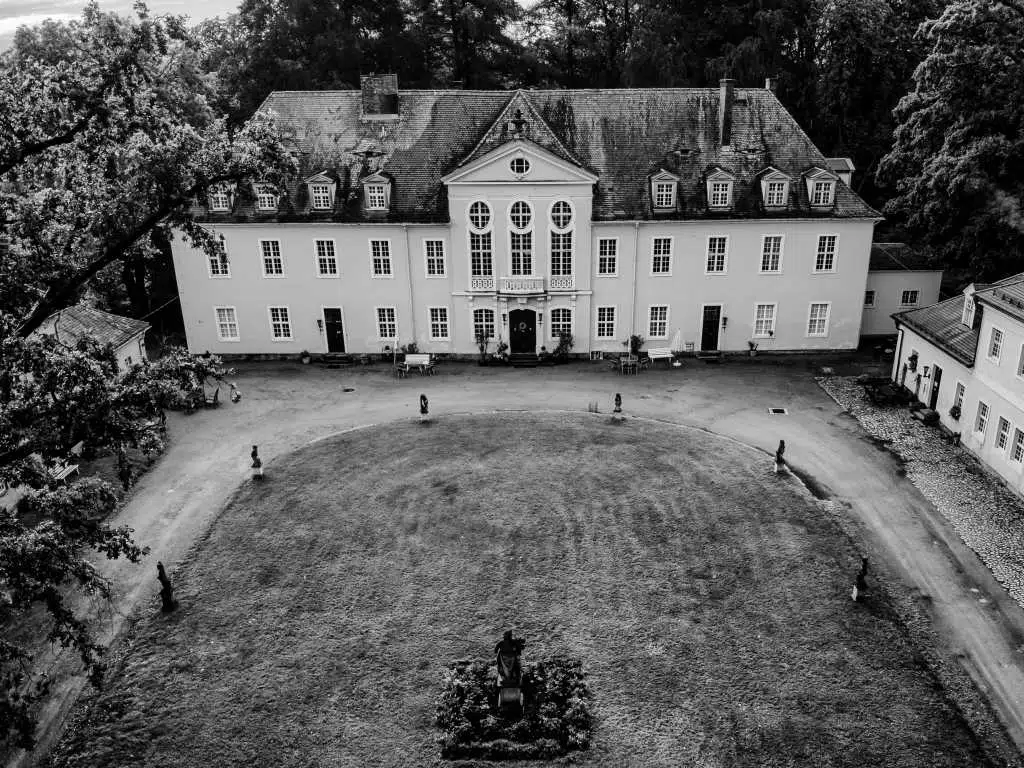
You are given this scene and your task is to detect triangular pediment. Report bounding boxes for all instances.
[360,171,391,185]
[756,166,791,181]
[706,166,737,181]
[302,170,335,184]
[442,140,598,185]
[650,169,680,182]
[804,166,839,181]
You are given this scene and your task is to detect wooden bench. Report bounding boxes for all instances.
[49,463,79,483]
[646,347,674,367]
[397,353,435,376]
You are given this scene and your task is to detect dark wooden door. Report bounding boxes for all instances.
[323,308,345,353]
[929,365,942,410]
[508,309,536,354]
[700,306,721,351]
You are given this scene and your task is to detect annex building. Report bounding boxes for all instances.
[171,75,887,359]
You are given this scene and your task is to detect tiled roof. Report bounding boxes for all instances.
[893,296,977,366]
[197,87,882,224]
[35,304,149,350]
[869,242,940,272]
[973,273,1024,325]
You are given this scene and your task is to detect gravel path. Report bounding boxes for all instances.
[819,376,1024,610]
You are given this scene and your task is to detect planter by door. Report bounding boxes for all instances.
[508,309,537,355]
[700,306,721,352]
[323,308,345,353]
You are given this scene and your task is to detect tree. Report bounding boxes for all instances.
[878,0,1024,279]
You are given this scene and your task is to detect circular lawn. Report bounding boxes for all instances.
[50,413,990,767]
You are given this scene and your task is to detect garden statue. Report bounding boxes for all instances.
[420,394,429,422]
[494,630,525,712]
[157,561,178,612]
[251,444,264,480]
[852,557,869,602]
[774,440,786,473]
[614,393,622,414]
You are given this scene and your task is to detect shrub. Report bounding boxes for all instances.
[626,334,644,356]
[475,330,489,362]
[949,405,961,420]
[553,331,574,360]
[434,656,593,760]
[400,341,420,355]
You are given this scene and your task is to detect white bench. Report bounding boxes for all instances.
[395,353,435,377]
[49,463,79,483]
[646,347,674,367]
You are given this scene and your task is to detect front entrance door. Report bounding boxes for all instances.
[929,365,942,410]
[700,306,721,351]
[508,309,536,354]
[323,308,345,353]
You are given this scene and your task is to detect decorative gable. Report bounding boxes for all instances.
[757,167,792,209]
[361,171,392,212]
[441,141,597,185]
[804,167,839,208]
[705,167,737,210]
[304,171,337,211]
[650,170,679,210]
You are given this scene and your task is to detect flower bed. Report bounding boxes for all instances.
[435,656,593,760]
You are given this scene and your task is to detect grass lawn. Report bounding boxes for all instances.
[48,413,993,767]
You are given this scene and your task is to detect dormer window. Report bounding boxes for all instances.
[811,181,834,206]
[765,181,787,207]
[311,184,332,210]
[654,182,675,209]
[366,185,387,209]
[208,187,231,212]
[963,297,976,327]
[709,182,732,208]
[804,168,838,208]
[255,184,278,212]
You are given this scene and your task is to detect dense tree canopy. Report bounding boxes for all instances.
[878,0,1024,279]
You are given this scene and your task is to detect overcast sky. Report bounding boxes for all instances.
[0,0,242,50]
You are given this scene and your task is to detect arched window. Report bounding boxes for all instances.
[510,201,532,230]
[469,201,491,231]
[550,201,572,229]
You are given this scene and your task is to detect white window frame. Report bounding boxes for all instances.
[996,416,1011,451]
[366,183,388,210]
[208,237,230,278]
[597,237,618,277]
[468,200,492,232]
[651,237,673,276]
[962,298,976,327]
[509,200,533,232]
[759,235,784,273]
[596,305,616,339]
[654,182,676,209]
[709,181,732,208]
[550,230,573,277]
[370,239,393,278]
[705,235,728,274]
[900,289,920,307]
[213,306,239,342]
[310,183,333,210]
[1012,428,1024,463]
[807,302,831,337]
[864,290,876,308]
[259,239,285,278]
[975,400,990,437]
[811,180,835,206]
[988,327,1004,362]
[267,305,293,341]
[255,185,278,212]
[550,307,572,340]
[510,231,534,276]
[469,231,493,278]
[550,200,574,230]
[472,308,496,341]
[954,381,965,410]
[753,303,777,338]
[428,306,450,341]
[314,239,338,278]
[376,306,398,340]
[208,188,231,212]
[424,239,446,278]
[648,305,669,340]
[764,180,787,208]
[814,234,839,273]
[509,156,531,176]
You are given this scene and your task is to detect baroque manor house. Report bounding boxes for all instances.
[171,75,886,359]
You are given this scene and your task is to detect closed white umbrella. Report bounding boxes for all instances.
[670,328,683,354]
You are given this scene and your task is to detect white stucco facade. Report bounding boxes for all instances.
[863,269,943,337]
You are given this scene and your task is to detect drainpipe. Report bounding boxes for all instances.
[892,327,904,383]
[404,224,416,346]
[630,221,640,340]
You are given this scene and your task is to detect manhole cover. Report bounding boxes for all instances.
[768,407,788,415]
[342,387,355,392]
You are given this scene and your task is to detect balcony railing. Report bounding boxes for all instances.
[470,276,577,293]
[549,275,575,290]
[500,277,545,294]
[469,276,495,291]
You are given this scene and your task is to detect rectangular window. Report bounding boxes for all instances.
[550,308,572,339]
[366,184,387,209]
[710,182,731,207]
[511,232,533,275]
[214,307,239,341]
[954,382,965,410]
[261,240,283,276]
[754,303,776,337]
[311,184,332,210]
[597,238,618,275]
[370,240,392,276]
[315,240,337,276]
[425,240,446,277]
[209,189,230,211]
[765,181,786,207]
[814,235,837,272]
[864,290,876,308]
[975,401,989,436]
[376,307,397,339]
[651,238,672,274]
[470,232,493,276]
[760,236,782,272]
[812,181,833,206]
[900,290,920,307]
[255,185,277,211]
[654,182,675,208]
[429,307,449,340]
[648,306,669,339]
[596,306,616,338]
[268,306,292,340]
[808,302,830,336]
[550,231,573,276]
[208,241,230,277]
[997,417,1011,450]
[988,327,1003,361]
[706,236,727,273]
[473,308,495,340]
[1013,428,1024,463]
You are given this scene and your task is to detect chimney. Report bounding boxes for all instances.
[360,73,399,117]
[765,76,776,92]
[719,78,735,147]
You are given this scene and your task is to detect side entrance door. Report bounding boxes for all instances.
[700,306,721,352]
[929,365,942,410]
[323,308,345,353]
[508,309,536,354]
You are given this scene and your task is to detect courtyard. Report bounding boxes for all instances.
[16,358,1024,766]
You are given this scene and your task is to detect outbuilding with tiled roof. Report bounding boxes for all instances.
[34,304,150,372]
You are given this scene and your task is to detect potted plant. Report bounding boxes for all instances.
[495,338,509,363]
[908,352,918,372]
[747,340,758,357]
[553,331,574,363]
[299,350,312,365]
[949,404,961,421]
[623,334,644,357]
